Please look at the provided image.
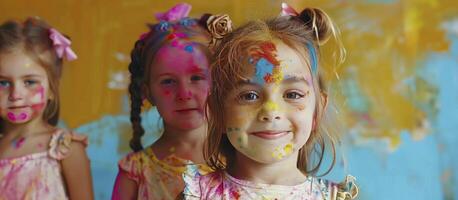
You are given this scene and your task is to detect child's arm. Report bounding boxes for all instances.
[61,141,94,200]
[111,170,138,200]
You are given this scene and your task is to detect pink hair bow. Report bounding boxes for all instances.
[49,28,77,61]
[155,3,192,21]
[280,2,299,16]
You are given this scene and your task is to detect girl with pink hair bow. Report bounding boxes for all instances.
[0,17,93,199]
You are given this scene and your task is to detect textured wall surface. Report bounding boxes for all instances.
[1,0,457,199]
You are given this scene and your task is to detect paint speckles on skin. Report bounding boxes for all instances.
[263,66,283,84]
[184,45,194,53]
[12,137,25,149]
[297,104,306,111]
[227,127,241,133]
[7,112,28,121]
[252,58,274,85]
[249,42,283,85]
[187,65,203,74]
[271,143,294,160]
[265,101,279,111]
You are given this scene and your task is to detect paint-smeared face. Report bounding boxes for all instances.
[224,41,316,164]
[0,49,50,125]
[147,40,210,130]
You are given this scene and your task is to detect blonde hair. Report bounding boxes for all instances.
[204,7,344,176]
[0,17,64,129]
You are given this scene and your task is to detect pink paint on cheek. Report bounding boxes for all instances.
[27,86,46,105]
[7,112,28,121]
[7,112,16,121]
[163,90,171,96]
[18,113,27,120]
[38,86,45,101]
[31,102,45,111]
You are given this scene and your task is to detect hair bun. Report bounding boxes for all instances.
[198,13,212,28]
[298,8,334,45]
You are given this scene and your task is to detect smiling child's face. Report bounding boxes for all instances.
[224,40,316,164]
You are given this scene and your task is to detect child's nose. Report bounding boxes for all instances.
[176,83,192,101]
[258,114,281,122]
[257,101,282,122]
[8,86,25,101]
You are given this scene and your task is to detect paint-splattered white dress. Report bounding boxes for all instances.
[0,129,88,200]
[183,166,358,200]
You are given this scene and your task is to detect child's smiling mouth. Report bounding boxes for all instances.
[250,130,291,140]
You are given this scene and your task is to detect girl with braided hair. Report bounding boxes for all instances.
[182,3,358,200]
[112,3,226,200]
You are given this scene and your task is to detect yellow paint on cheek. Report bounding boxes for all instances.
[271,143,294,160]
[283,143,293,154]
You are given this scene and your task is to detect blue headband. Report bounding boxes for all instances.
[306,42,317,75]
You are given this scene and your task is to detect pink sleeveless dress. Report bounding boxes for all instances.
[0,129,88,200]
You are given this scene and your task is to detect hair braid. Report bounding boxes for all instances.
[128,40,146,152]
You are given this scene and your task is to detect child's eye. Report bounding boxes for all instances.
[160,78,176,85]
[24,79,39,86]
[0,80,11,88]
[238,91,259,102]
[284,91,305,99]
[191,75,206,81]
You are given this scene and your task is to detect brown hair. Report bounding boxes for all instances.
[128,16,211,152]
[204,7,344,176]
[0,17,65,129]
